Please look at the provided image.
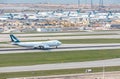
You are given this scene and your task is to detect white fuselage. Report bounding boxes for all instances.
[12,40,61,49]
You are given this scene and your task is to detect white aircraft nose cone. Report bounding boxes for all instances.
[58,41,62,45]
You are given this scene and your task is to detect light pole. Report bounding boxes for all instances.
[102,63,105,79]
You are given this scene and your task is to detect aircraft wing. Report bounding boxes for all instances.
[33,44,50,49]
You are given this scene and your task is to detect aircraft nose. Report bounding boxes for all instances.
[58,41,62,45]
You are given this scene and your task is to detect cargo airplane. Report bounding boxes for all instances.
[10,34,62,49]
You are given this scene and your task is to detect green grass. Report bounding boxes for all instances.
[0,42,9,44]
[1,66,120,79]
[0,49,120,67]
[0,46,17,48]
[1,38,120,45]
[20,39,120,44]
[60,39,120,44]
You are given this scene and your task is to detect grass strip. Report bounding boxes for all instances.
[60,39,120,44]
[21,39,120,44]
[18,33,118,37]
[1,39,120,44]
[0,49,120,67]
[1,66,120,79]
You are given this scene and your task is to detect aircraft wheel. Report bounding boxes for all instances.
[40,46,44,49]
[33,47,37,49]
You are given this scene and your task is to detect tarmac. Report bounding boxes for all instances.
[0,58,120,73]
[8,71,120,79]
[0,31,120,74]
[0,31,120,42]
[1,44,120,54]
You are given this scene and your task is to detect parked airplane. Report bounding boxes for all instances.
[10,34,62,49]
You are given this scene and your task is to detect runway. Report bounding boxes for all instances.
[0,31,120,42]
[0,58,119,73]
[1,44,120,54]
[0,44,120,73]
[0,32,120,73]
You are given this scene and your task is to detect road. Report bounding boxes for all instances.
[1,44,120,54]
[0,58,119,73]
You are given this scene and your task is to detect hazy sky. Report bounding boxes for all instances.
[0,0,119,4]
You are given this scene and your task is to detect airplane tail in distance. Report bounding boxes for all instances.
[10,34,20,43]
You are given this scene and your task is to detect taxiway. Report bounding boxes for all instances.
[0,58,119,73]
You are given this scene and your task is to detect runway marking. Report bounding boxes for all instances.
[0,44,120,54]
[1,44,120,51]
